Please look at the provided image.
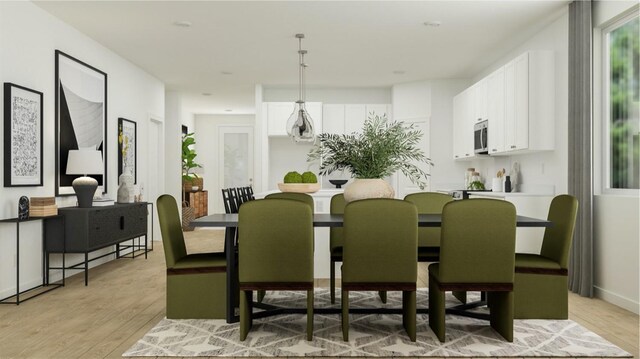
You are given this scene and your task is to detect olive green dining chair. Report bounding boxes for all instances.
[429,199,516,342]
[238,199,314,341]
[260,192,314,303]
[329,193,345,304]
[404,192,454,262]
[157,194,227,319]
[342,198,418,342]
[265,192,314,210]
[330,193,387,304]
[514,194,578,319]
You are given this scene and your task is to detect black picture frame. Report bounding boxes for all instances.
[3,82,44,187]
[55,50,108,196]
[117,117,137,184]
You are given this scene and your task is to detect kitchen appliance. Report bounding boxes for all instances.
[474,120,488,154]
[447,189,492,200]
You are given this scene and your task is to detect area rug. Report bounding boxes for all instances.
[123,289,631,357]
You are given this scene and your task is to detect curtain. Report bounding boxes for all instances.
[567,0,593,297]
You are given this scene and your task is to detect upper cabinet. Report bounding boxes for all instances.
[452,50,554,159]
[452,88,475,160]
[502,51,555,153]
[265,102,323,136]
[323,104,392,135]
[487,67,505,154]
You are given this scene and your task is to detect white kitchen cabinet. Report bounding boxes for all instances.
[322,104,345,134]
[325,104,392,135]
[473,78,488,124]
[344,104,366,134]
[452,88,476,160]
[266,102,323,137]
[487,67,505,154]
[502,51,554,153]
[453,50,554,157]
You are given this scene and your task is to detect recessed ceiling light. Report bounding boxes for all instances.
[202,92,211,96]
[393,70,406,75]
[225,109,233,112]
[173,20,192,28]
[423,21,442,27]
[221,71,233,75]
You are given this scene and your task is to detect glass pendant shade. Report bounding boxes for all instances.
[287,101,315,142]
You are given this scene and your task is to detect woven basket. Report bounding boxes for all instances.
[183,177,204,192]
[182,206,195,231]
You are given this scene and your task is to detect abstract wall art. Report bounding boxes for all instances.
[55,50,107,196]
[3,83,43,187]
[118,117,137,184]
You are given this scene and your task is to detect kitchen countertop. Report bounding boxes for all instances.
[255,188,343,199]
[467,191,554,198]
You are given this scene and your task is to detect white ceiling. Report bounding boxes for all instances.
[35,0,569,115]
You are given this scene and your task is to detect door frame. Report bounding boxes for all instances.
[217,124,255,199]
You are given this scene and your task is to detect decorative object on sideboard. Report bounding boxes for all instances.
[510,162,520,192]
[4,83,44,188]
[117,178,130,204]
[18,196,29,220]
[504,175,512,193]
[329,179,348,188]
[66,149,104,208]
[286,33,315,143]
[30,197,58,217]
[55,50,107,197]
[309,114,433,202]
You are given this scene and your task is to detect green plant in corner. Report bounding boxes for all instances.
[308,113,434,189]
[182,132,202,183]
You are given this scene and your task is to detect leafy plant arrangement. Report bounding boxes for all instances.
[182,132,202,182]
[308,114,433,189]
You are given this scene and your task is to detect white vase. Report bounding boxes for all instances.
[118,166,135,203]
[343,178,395,203]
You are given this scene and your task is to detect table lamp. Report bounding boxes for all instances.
[66,149,103,208]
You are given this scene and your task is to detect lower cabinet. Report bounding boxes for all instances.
[45,203,149,285]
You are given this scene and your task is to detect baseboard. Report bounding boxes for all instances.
[594,285,640,314]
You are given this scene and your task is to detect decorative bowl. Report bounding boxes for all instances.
[277,183,321,193]
[329,179,348,188]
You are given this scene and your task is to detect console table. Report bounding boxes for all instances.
[44,202,149,286]
[0,215,65,305]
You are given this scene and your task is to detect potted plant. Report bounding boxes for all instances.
[308,114,433,202]
[182,133,202,231]
[182,133,203,191]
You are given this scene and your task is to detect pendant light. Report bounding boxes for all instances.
[286,34,315,143]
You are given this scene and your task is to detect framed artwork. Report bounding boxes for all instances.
[55,50,107,196]
[118,117,137,183]
[182,125,188,135]
[3,83,43,187]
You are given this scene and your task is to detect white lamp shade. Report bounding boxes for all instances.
[66,150,103,175]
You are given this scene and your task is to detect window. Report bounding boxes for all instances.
[603,12,639,191]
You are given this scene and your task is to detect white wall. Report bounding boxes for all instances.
[0,2,165,298]
[164,92,184,209]
[592,0,639,314]
[194,114,255,213]
[427,80,473,190]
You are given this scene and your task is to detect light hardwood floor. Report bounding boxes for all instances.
[0,229,637,359]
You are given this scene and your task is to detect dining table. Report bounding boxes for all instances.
[192,213,552,323]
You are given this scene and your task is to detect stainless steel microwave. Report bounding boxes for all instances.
[474,120,488,154]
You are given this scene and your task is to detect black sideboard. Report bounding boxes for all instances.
[45,202,149,285]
